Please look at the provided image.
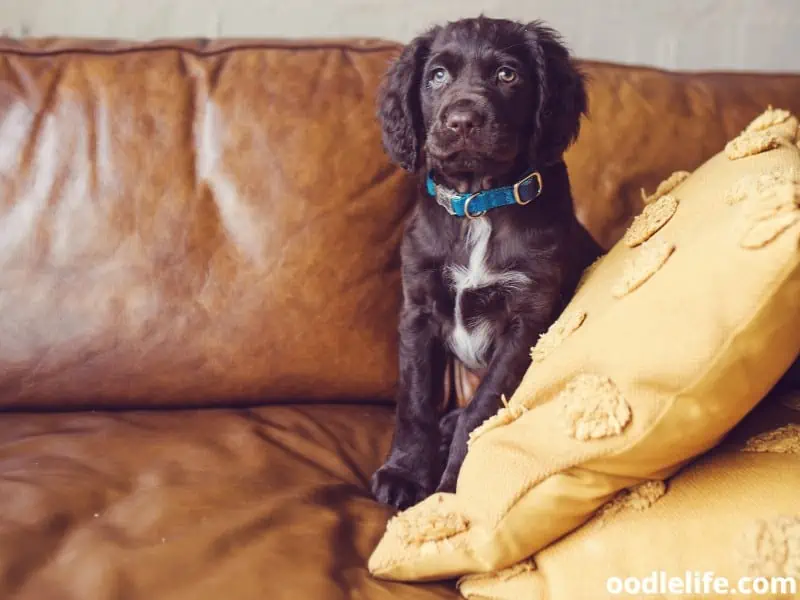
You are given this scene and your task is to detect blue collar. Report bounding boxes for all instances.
[425,169,544,218]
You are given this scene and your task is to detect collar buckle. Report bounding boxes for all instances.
[513,171,543,206]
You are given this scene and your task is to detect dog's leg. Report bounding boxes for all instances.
[436,318,535,493]
[371,302,447,510]
[438,407,463,465]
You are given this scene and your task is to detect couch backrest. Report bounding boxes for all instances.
[1,38,799,409]
[566,60,800,247]
[0,39,414,409]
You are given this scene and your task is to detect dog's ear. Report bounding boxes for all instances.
[377,28,439,171]
[524,21,588,165]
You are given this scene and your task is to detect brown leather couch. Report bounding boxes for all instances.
[0,36,798,600]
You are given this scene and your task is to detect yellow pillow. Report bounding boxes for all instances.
[368,107,800,582]
[458,389,800,600]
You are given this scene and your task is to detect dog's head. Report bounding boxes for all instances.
[377,17,587,193]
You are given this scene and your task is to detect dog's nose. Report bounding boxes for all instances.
[445,109,483,135]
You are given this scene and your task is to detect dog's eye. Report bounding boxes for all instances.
[496,67,518,84]
[430,67,450,87]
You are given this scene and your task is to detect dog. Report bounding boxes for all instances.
[371,16,603,510]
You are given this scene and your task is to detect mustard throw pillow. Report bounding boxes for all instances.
[368,107,800,582]
[458,389,800,600]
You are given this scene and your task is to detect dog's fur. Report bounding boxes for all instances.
[371,16,602,509]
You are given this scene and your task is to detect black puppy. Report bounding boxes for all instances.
[371,16,602,510]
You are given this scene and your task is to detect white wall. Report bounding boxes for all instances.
[1,0,798,72]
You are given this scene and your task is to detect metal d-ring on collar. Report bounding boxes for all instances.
[463,193,484,219]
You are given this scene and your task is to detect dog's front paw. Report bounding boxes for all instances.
[370,464,430,510]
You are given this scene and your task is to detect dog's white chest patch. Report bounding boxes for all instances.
[446,218,529,371]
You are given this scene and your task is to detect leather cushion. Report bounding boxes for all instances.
[565,61,800,249]
[0,39,414,409]
[0,402,457,600]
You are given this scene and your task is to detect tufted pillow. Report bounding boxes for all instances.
[368,107,800,583]
[458,389,800,600]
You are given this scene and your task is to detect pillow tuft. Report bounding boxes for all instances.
[560,374,631,441]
